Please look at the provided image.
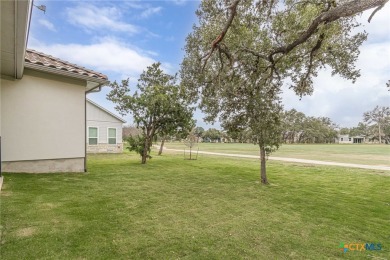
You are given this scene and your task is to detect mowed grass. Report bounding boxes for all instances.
[1,152,389,259]
[164,142,390,166]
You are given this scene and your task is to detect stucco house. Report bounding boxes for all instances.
[336,134,365,144]
[87,99,125,153]
[1,0,108,173]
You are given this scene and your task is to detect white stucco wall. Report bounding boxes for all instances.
[1,69,86,161]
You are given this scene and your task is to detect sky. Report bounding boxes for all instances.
[28,0,390,129]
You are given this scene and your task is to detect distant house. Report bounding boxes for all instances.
[1,0,108,173]
[336,135,365,144]
[86,99,126,153]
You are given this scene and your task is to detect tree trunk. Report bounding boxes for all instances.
[378,123,382,144]
[141,137,149,164]
[158,138,165,155]
[259,145,269,185]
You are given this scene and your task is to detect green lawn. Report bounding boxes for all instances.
[1,152,389,259]
[164,142,390,166]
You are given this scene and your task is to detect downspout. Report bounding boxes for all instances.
[0,136,2,178]
[84,85,103,172]
[84,94,87,172]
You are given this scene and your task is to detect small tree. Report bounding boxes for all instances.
[363,106,390,144]
[126,135,150,160]
[184,129,198,160]
[158,119,195,156]
[108,63,194,164]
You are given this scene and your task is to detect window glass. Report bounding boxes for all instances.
[108,128,116,144]
[89,127,98,145]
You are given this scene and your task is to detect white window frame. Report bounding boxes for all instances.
[88,126,99,145]
[107,127,117,145]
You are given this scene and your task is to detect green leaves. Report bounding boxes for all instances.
[126,135,151,159]
[108,62,194,164]
[182,0,370,102]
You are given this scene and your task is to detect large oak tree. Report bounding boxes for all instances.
[181,0,387,183]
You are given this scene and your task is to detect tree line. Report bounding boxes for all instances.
[340,106,390,144]
[122,105,390,145]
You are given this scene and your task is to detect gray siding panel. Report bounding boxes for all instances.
[86,101,124,124]
[87,120,123,144]
[86,101,124,153]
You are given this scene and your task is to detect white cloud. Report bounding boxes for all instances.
[140,6,162,19]
[357,3,390,42]
[29,38,156,80]
[29,37,175,81]
[170,0,188,6]
[280,5,390,128]
[282,40,390,127]
[123,1,144,10]
[357,43,390,80]
[38,19,56,32]
[122,2,163,19]
[66,3,139,34]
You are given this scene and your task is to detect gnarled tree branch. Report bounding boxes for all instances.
[201,0,240,71]
[202,0,389,68]
[269,0,389,59]
[368,2,387,22]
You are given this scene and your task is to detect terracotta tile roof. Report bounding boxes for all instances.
[25,49,108,81]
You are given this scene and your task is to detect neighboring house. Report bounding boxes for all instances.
[86,99,126,153]
[336,134,365,144]
[1,0,108,173]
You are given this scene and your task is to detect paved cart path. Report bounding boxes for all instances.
[161,147,390,172]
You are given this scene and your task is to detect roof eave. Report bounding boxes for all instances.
[15,0,33,79]
[25,62,109,90]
